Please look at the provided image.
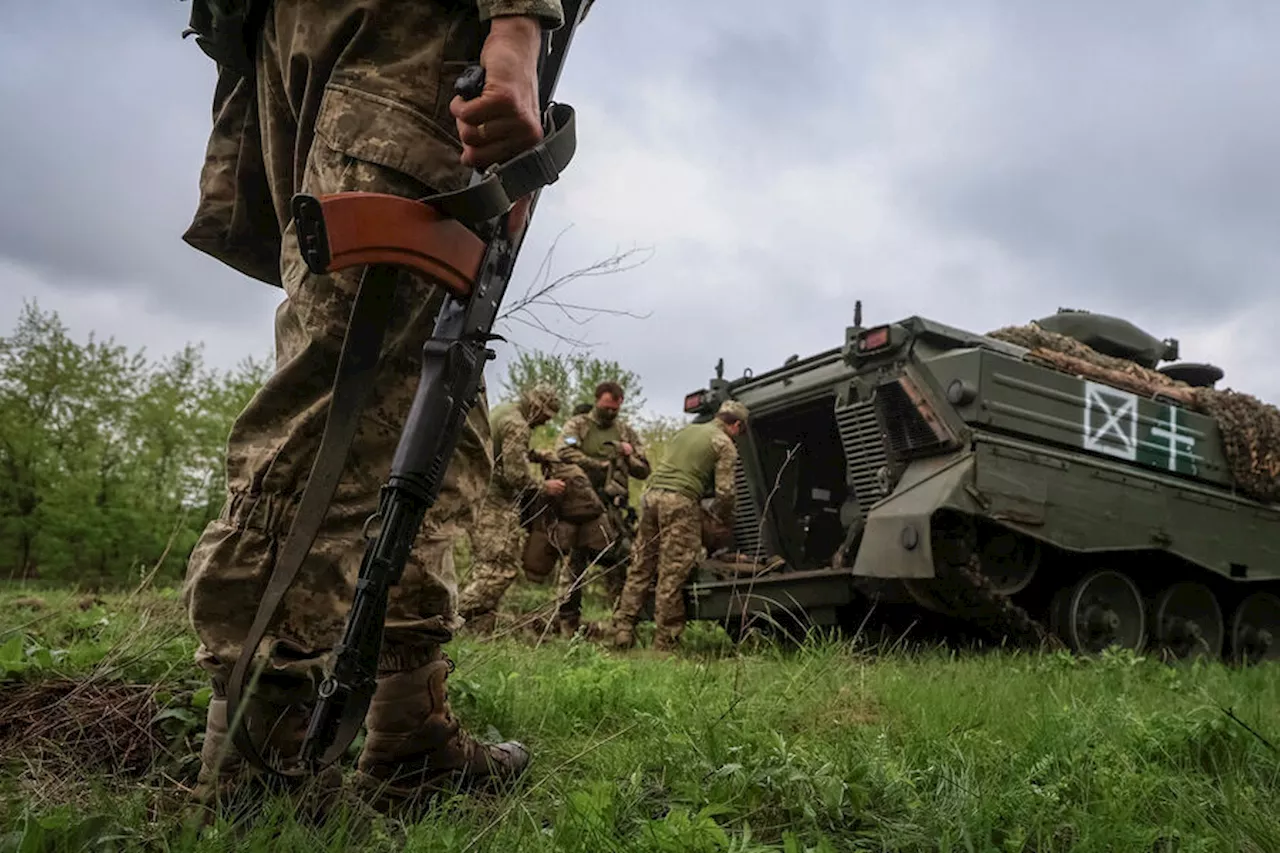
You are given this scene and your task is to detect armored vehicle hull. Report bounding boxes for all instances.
[681,309,1280,662]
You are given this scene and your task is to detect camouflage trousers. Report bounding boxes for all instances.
[456,496,525,619]
[179,0,489,793]
[611,490,702,649]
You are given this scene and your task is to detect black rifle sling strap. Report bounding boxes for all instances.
[428,102,577,225]
[224,266,393,772]
[222,75,579,775]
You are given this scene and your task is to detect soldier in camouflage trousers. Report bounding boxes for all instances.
[551,381,650,635]
[611,400,750,651]
[178,0,564,817]
[457,384,564,633]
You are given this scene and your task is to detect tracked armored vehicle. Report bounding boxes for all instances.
[681,305,1280,662]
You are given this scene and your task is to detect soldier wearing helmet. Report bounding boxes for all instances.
[610,399,750,651]
[457,383,564,632]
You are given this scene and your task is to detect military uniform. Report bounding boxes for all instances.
[611,401,748,651]
[178,0,563,811]
[456,385,561,629]
[551,405,649,633]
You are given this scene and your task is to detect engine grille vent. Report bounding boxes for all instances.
[730,459,764,557]
[835,399,889,511]
[875,380,951,458]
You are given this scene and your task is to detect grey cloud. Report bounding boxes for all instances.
[0,2,245,322]
[635,0,1280,395]
[4,0,1280,414]
[890,2,1280,332]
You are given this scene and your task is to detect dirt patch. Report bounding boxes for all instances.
[0,679,180,777]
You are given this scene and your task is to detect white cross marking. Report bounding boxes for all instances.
[1150,406,1195,471]
[1083,382,1138,460]
[1092,395,1134,445]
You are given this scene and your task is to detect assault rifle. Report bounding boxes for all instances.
[222,0,595,776]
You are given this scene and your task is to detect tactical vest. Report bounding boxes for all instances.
[646,421,725,500]
[578,419,622,471]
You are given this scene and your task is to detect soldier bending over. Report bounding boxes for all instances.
[457,384,564,633]
[611,401,750,651]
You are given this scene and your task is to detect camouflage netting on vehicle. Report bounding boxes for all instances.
[987,322,1280,503]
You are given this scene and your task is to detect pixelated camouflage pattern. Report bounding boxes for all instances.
[456,497,523,617]
[183,0,499,694]
[555,409,651,499]
[489,401,538,501]
[521,382,562,421]
[182,69,281,286]
[479,0,565,28]
[717,399,751,423]
[612,490,703,649]
[457,386,564,617]
[645,419,739,523]
[548,407,648,621]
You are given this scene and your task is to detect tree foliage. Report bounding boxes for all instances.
[0,304,684,590]
[0,302,268,588]
[499,349,646,430]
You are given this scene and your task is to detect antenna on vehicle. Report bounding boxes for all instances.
[843,300,867,367]
[715,357,724,380]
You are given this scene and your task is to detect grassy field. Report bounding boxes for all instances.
[2,575,1279,853]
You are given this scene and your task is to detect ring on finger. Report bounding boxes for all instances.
[478,122,487,141]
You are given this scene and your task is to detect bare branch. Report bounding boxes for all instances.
[496,226,655,347]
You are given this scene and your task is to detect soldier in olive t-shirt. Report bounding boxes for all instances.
[611,400,750,651]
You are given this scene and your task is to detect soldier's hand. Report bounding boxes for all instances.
[451,16,543,166]
[619,441,633,457]
[543,478,566,497]
[451,16,544,234]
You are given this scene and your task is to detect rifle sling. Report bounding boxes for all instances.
[226,265,396,775]
[221,35,580,781]
[427,103,575,226]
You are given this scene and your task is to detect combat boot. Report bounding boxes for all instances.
[652,627,681,653]
[557,612,581,638]
[353,649,530,813]
[459,610,498,636]
[187,690,345,827]
[611,624,635,650]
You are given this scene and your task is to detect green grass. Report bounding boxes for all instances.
[2,582,1279,852]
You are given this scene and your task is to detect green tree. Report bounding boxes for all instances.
[0,301,268,587]
[0,302,143,580]
[500,349,645,431]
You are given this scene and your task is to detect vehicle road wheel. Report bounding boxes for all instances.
[902,579,964,616]
[977,527,1040,596]
[1229,592,1280,664]
[1061,570,1146,655]
[1152,582,1224,662]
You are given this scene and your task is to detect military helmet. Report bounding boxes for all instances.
[523,382,562,417]
[717,399,750,423]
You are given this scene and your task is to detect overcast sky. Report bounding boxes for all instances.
[3,1,1278,420]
